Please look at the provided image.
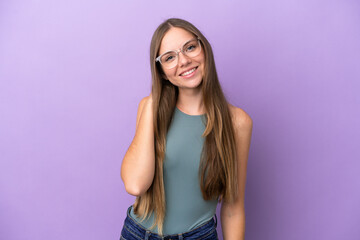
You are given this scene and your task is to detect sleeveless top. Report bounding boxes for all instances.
[129,106,218,235]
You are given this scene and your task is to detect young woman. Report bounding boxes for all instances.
[120,18,252,240]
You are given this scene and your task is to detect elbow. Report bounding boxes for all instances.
[124,183,145,197]
[121,174,150,197]
[120,164,153,197]
[124,182,151,197]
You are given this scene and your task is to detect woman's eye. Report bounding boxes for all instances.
[164,55,175,62]
[186,44,196,52]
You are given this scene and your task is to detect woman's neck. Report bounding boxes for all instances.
[176,88,205,115]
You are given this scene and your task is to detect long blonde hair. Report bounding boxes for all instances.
[133,18,238,235]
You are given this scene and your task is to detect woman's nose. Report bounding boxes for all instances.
[178,51,191,67]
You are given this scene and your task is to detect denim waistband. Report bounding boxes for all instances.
[122,205,217,240]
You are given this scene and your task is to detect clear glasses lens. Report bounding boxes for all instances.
[159,39,201,69]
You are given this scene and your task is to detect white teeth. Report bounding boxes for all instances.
[181,67,196,76]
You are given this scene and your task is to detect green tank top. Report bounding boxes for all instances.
[129,106,218,235]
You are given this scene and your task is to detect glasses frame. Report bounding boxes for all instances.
[155,37,202,69]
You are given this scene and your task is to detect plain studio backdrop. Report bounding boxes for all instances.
[0,0,359,239]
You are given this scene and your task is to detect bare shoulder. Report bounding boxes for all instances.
[140,95,150,105]
[135,95,151,129]
[228,103,253,133]
[138,95,151,110]
[137,96,147,114]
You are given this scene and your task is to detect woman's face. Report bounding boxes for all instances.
[158,27,205,91]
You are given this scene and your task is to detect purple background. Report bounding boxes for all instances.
[1,0,359,239]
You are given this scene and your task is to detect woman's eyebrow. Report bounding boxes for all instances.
[182,38,194,46]
[160,38,196,55]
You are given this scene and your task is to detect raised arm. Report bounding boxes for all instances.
[121,95,155,196]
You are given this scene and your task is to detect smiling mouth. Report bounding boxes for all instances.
[180,67,197,76]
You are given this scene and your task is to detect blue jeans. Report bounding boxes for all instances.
[120,205,218,240]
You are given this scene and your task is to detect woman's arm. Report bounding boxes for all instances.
[221,106,253,240]
[121,95,155,196]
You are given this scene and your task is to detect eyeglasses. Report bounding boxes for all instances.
[155,38,202,69]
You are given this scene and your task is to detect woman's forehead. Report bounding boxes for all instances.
[159,27,195,54]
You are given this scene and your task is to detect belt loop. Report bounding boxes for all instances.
[178,233,183,240]
[214,214,218,228]
[145,230,151,240]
